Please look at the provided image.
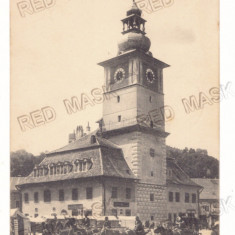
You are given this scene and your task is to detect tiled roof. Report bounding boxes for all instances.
[49,130,120,154]
[17,135,135,186]
[167,158,201,188]
[191,178,219,200]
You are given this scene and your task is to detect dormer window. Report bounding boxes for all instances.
[79,161,83,171]
[44,166,49,176]
[39,168,43,177]
[82,161,87,172]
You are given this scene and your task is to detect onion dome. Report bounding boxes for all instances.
[118,32,151,53]
[118,1,151,54]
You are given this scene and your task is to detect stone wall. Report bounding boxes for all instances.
[136,183,167,222]
[108,131,167,185]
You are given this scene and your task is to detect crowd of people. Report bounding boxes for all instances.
[38,214,219,235]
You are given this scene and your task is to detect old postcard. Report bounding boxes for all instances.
[10,0,220,234]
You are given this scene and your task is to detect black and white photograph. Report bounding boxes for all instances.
[8,0,224,234]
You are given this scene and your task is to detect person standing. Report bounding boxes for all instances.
[82,213,90,228]
[134,216,144,235]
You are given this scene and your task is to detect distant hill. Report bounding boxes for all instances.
[166,146,219,179]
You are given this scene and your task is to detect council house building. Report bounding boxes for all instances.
[17,2,200,222]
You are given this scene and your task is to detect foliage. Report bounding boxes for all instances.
[166,146,219,179]
[10,150,46,177]
[10,146,219,179]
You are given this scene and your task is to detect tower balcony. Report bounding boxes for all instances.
[102,116,165,133]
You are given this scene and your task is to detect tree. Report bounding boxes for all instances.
[10,150,45,177]
[166,146,219,179]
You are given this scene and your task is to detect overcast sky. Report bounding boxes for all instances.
[11,0,219,159]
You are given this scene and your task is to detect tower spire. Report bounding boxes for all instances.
[122,1,145,35]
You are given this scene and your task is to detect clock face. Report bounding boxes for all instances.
[146,68,155,83]
[114,68,125,83]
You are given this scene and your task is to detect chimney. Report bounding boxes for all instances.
[68,130,76,143]
[76,125,84,139]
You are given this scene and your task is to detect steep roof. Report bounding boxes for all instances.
[167,158,201,188]
[49,130,120,154]
[191,178,219,200]
[17,134,135,186]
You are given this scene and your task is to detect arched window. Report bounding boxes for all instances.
[79,162,83,172]
[39,167,43,177]
[44,166,49,176]
[82,161,87,172]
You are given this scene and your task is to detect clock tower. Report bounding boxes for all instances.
[98,1,170,221]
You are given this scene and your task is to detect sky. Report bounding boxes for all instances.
[11,0,219,159]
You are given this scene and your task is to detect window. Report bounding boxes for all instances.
[117,96,120,103]
[151,215,154,221]
[150,148,155,157]
[168,213,172,221]
[126,188,131,199]
[44,190,51,203]
[118,115,121,122]
[185,193,190,203]
[85,210,92,216]
[192,193,197,203]
[24,193,29,203]
[59,190,64,201]
[120,209,123,215]
[111,187,118,199]
[82,162,86,171]
[72,188,78,200]
[173,213,177,223]
[34,214,38,218]
[34,192,39,203]
[175,192,180,202]
[151,171,154,177]
[16,201,20,208]
[168,192,173,202]
[86,187,93,199]
[150,193,154,202]
[125,209,131,216]
[149,96,152,103]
